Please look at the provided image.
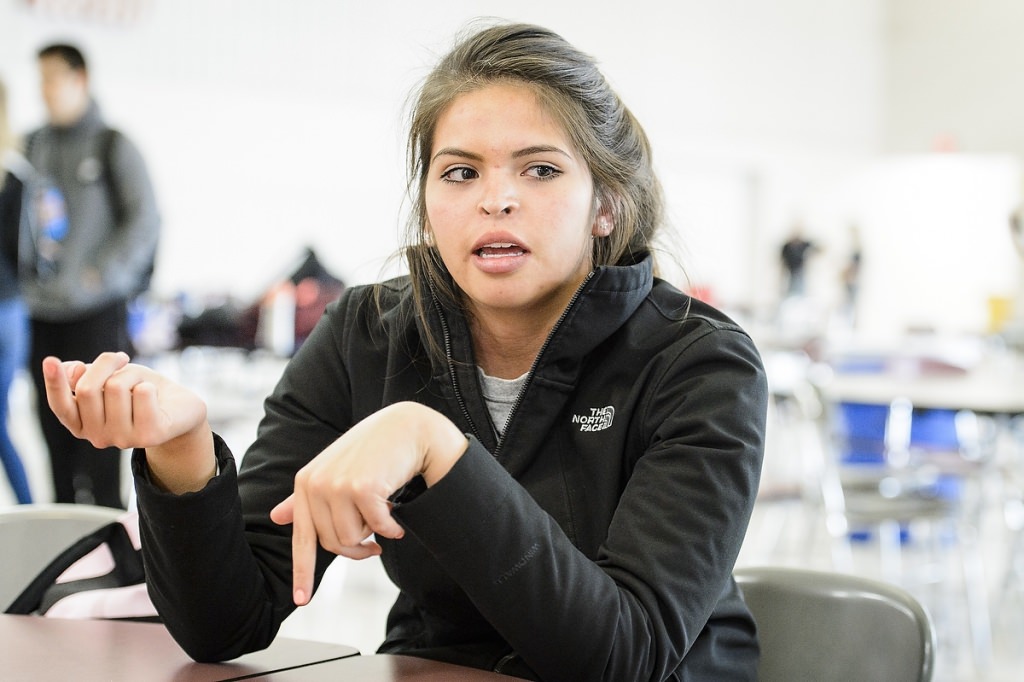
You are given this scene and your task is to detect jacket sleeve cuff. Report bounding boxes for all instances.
[391,435,516,562]
[131,433,239,533]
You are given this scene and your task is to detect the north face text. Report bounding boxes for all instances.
[572,406,615,432]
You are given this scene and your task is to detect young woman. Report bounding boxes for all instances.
[42,22,767,681]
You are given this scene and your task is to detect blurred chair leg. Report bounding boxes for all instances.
[827,522,854,574]
[960,524,992,672]
[998,524,1024,616]
[878,518,903,585]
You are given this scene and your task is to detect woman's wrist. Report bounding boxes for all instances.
[415,404,469,487]
[145,420,217,494]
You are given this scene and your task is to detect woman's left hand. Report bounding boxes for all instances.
[270,401,468,605]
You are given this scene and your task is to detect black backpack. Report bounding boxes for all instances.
[4,512,159,621]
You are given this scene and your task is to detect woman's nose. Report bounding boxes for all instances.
[478,176,519,216]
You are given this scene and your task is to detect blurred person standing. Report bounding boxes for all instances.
[779,223,817,299]
[0,78,33,504]
[24,44,160,508]
[840,223,863,328]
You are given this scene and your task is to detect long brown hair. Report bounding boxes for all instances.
[394,21,666,360]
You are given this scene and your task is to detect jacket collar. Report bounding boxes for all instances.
[420,252,654,455]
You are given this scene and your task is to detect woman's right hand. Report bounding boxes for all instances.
[43,351,217,494]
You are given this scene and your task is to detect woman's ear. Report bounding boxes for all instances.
[592,213,613,237]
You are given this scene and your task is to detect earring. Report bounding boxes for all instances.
[597,216,612,236]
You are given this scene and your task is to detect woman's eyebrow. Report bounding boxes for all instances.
[511,145,570,159]
[431,145,571,164]
[431,147,481,164]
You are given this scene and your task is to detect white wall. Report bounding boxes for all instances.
[23,0,1019,344]
[864,0,1024,340]
[838,155,1021,339]
[884,0,1024,156]
[0,0,884,308]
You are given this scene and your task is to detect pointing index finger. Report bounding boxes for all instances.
[289,487,316,606]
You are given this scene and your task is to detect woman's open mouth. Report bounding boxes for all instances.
[476,242,526,258]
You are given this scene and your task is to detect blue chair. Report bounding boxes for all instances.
[820,398,993,673]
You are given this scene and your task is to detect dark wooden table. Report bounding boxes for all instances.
[0,613,358,681]
[246,654,530,680]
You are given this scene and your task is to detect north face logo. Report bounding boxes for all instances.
[572,406,615,432]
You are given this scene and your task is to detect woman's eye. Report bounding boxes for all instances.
[527,164,561,180]
[440,167,478,183]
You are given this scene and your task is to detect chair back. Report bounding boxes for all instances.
[735,566,936,682]
[0,503,124,610]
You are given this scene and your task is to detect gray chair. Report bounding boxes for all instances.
[735,565,936,682]
[0,503,124,611]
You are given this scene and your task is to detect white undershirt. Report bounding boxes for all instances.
[477,367,529,437]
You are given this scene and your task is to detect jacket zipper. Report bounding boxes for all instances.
[432,270,595,456]
[493,651,519,673]
[431,293,484,444]
[491,271,595,461]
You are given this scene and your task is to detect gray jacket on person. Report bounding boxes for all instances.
[23,99,159,321]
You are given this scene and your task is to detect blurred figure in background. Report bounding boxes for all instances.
[779,222,817,299]
[840,223,863,328]
[1007,209,1024,348]
[24,44,160,508]
[0,77,33,504]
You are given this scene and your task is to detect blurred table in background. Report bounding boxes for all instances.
[824,351,1024,415]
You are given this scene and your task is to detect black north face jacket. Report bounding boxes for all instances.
[134,253,768,681]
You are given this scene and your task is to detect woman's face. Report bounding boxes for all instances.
[425,82,603,323]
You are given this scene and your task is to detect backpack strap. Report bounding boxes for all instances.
[3,521,137,615]
[100,128,124,224]
[24,130,37,159]
[100,128,156,295]
[37,522,145,615]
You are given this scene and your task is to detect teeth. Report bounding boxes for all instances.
[480,251,523,258]
[477,242,525,258]
[471,241,520,258]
